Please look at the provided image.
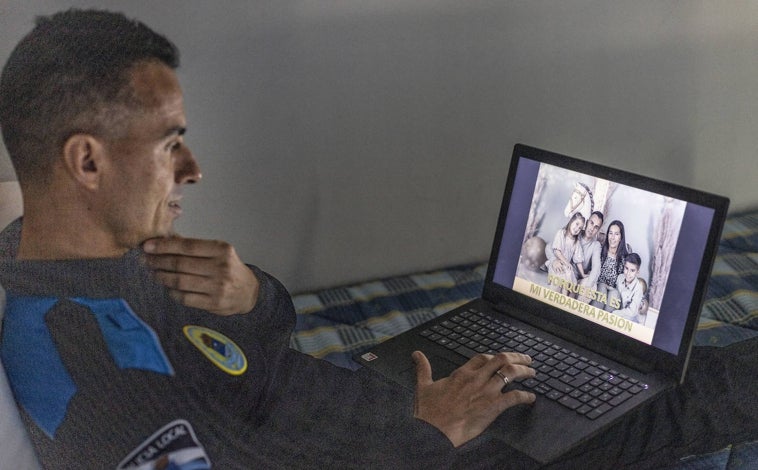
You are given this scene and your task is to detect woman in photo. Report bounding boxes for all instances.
[592,220,629,312]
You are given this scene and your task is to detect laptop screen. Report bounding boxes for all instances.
[487,145,727,374]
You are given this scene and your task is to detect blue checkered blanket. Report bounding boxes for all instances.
[694,210,758,346]
[291,209,758,370]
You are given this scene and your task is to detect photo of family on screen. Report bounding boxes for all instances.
[513,162,687,344]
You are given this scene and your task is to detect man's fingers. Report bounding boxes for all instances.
[478,353,535,393]
[166,289,214,312]
[488,364,536,393]
[497,389,537,412]
[462,352,531,372]
[413,351,433,387]
[153,270,211,294]
[145,252,214,276]
[144,237,240,278]
[479,352,532,376]
[143,236,258,316]
[143,236,232,258]
[462,353,493,371]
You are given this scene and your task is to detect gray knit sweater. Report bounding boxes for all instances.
[0,219,457,469]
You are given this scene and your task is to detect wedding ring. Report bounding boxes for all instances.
[495,370,510,386]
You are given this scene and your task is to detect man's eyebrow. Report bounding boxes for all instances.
[163,126,186,138]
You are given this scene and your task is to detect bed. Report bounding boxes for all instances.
[290,208,758,469]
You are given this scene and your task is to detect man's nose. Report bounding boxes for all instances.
[176,147,202,184]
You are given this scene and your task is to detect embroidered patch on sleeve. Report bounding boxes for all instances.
[117,419,211,470]
[182,325,247,376]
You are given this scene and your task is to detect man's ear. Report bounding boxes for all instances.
[61,134,107,191]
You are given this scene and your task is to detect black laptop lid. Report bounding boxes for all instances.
[484,144,729,382]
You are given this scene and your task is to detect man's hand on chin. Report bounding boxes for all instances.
[142,236,259,316]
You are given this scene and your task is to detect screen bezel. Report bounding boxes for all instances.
[483,144,729,382]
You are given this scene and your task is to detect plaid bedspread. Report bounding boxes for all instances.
[290,209,758,370]
[694,210,758,346]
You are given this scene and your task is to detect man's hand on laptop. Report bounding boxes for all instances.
[143,236,259,316]
[412,351,536,447]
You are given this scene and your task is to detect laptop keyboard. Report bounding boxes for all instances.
[418,307,649,420]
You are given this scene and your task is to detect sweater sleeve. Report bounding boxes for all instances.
[234,268,458,467]
[238,346,457,468]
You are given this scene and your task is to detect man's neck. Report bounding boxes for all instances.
[18,207,128,261]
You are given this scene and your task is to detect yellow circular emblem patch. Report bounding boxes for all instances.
[183,325,248,376]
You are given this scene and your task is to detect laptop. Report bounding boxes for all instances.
[355,144,729,464]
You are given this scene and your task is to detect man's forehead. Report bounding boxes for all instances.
[128,60,183,109]
[119,60,186,137]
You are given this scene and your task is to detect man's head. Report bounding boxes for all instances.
[0,9,180,183]
[1,9,202,256]
[583,210,604,240]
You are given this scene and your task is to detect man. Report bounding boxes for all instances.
[575,211,604,304]
[0,9,535,468]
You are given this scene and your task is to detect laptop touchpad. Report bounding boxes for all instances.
[398,354,460,385]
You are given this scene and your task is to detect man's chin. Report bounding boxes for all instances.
[157,220,178,237]
[138,227,177,246]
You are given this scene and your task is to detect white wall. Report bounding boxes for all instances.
[1,1,757,292]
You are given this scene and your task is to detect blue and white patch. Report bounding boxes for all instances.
[117,419,211,470]
[183,325,247,376]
